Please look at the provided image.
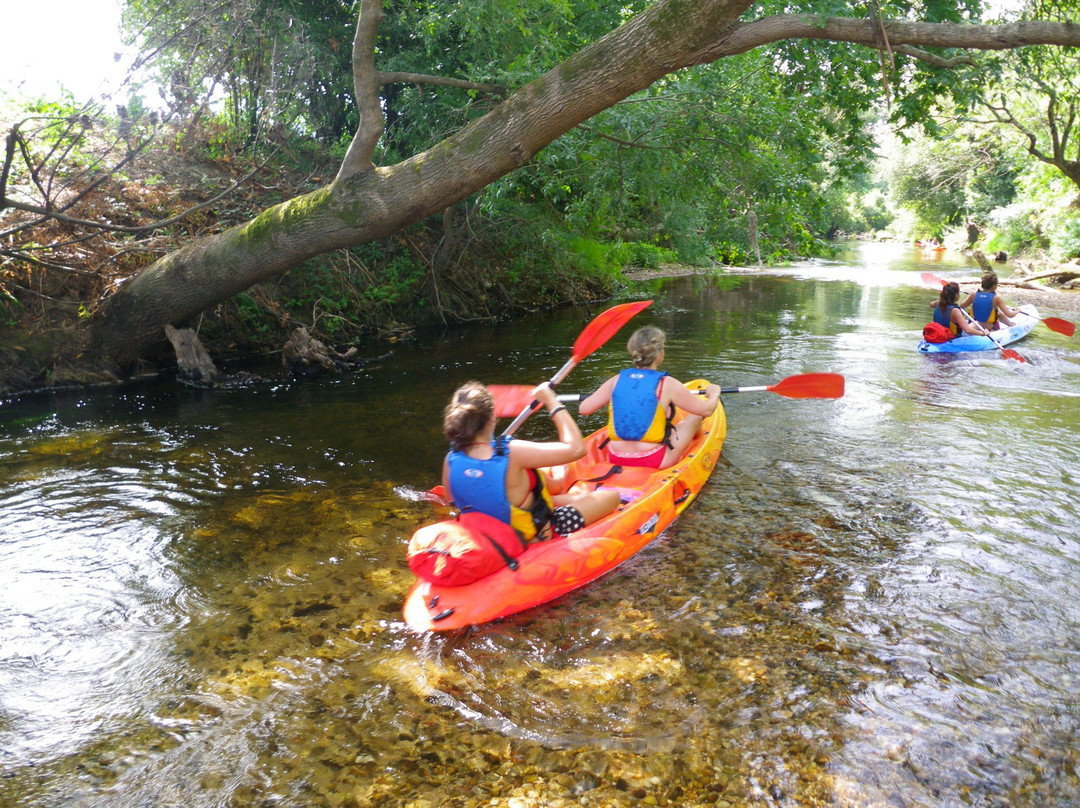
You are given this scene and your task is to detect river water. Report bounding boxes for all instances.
[1,242,1078,807]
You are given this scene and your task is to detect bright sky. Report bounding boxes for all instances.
[0,0,1028,107]
[1,0,128,103]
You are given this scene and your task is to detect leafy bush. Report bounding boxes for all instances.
[985,201,1042,256]
[605,241,678,270]
[1049,212,1080,262]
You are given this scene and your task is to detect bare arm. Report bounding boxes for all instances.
[953,308,988,336]
[996,295,1021,318]
[665,377,720,416]
[577,376,616,416]
[958,291,976,309]
[509,383,587,469]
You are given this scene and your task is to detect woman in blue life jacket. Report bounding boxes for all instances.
[959,271,1021,330]
[442,381,620,541]
[932,282,991,339]
[577,326,721,470]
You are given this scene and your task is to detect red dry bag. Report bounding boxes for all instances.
[406,511,528,585]
[922,322,953,344]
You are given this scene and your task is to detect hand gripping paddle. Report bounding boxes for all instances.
[500,300,653,436]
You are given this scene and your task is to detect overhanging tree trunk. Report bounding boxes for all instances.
[93,0,1080,365]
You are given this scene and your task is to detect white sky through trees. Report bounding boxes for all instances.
[0,0,1032,109]
[2,0,125,103]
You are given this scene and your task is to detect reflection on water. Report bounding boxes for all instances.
[2,243,1079,806]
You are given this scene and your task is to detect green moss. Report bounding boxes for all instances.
[238,187,335,246]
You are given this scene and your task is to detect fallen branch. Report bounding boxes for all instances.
[282,326,394,376]
[1013,267,1080,284]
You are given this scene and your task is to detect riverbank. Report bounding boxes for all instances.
[625,261,1080,315]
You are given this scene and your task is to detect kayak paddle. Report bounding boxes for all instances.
[966,310,1026,362]
[500,300,652,436]
[921,271,1075,337]
[718,372,845,399]
[490,372,845,418]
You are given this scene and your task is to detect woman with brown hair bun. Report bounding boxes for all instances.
[441,381,619,541]
[932,282,990,338]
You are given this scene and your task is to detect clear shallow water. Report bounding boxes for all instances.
[1,243,1078,807]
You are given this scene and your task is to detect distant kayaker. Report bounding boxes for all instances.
[959,271,1020,330]
[932,282,990,338]
[578,326,721,469]
[442,381,619,540]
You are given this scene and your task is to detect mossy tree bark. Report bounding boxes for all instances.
[93,0,1080,365]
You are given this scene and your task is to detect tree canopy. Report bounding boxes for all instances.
[5,0,1080,389]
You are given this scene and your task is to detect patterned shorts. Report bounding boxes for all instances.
[551,505,586,536]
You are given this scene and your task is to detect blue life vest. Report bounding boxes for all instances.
[446,436,553,541]
[933,304,959,336]
[971,290,996,324]
[606,368,674,446]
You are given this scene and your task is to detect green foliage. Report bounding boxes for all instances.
[966,157,1019,219]
[0,287,23,327]
[711,240,750,265]
[362,252,425,307]
[984,201,1042,255]
[120,0,961,282]
[476,45,874,266]
[1048,211,1080,261]
[567,238,614,277]
[233,292,274,336]
[826,189,894,235]
[123,0,358,154]
[605,241,678,270]
[885,134,967,237]
[957,0,1080,196]
[861,193,894,233]
[880,113,1026,241]
[21,91,82,117]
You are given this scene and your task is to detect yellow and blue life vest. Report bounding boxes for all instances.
[606,368,675,447]
[971,290,997,324]
[933,304,960,336]
[446,436,554,541]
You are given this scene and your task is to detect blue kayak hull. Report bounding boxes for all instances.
[917,305,1039,354]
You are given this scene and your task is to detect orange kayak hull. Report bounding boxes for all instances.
[403,380,726,631]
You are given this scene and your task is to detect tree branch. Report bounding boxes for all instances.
[378,71,507,97]
[889,45,976,67]
[2,148,282,236]
[336,0,385,181]
[718,16,1080,59]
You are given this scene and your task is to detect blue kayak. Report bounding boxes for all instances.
[917,304,1040,355]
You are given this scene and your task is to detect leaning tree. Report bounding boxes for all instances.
[78,0,1080,366]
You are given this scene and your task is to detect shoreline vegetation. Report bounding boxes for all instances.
[2,118,1077,403]
[3,251,1075,405]
[627,252,1080,314]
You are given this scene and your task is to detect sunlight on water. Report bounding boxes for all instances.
[1,244,1078,807]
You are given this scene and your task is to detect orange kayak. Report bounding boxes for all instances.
[403,379,726,631]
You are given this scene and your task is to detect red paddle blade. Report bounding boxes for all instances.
[921,272,946,288]
[1041,316,1076,337]
[765,373,845,399]
[1000,347,1026,363]
[571,300,653,362]
[488,384,536,418]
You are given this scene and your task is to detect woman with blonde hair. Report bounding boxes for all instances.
[578,326,720,469]
[442,381,619,541]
